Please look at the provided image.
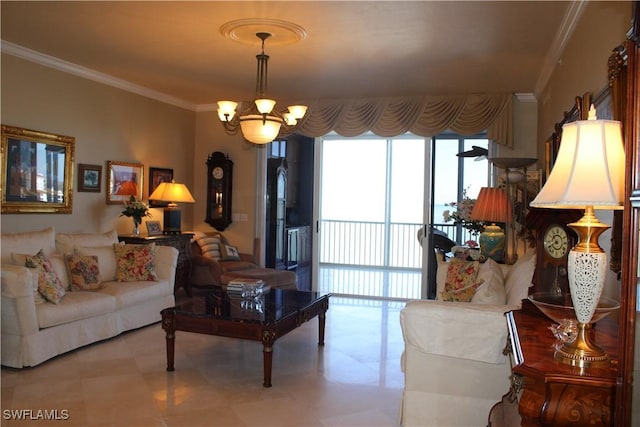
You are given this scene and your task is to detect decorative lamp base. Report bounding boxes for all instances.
[479,224,505,262]
[163,208,182,234]
[557,207,611,368]
[554,322,610,368]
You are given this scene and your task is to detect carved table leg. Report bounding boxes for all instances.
[161,309,175,372]
[262,330,276,387]
[318,312,326,346]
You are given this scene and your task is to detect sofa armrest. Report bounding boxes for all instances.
[400,300,511,364]
[1,264,39,336]
[1,264,36,298]
[155,245,178,288]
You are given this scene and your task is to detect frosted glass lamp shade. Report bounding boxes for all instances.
[239,115,282,144]
[217,101,238,122]
[254,99,276,115]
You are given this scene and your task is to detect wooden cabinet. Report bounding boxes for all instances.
[118,233,194,294]
[506,300,618,426]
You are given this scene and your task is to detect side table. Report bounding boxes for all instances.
[506,300,618,426]
[118,233,194,294]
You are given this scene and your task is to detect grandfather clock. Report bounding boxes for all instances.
[205,152,233,231]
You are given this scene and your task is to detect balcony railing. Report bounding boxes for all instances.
[317,219,475,298]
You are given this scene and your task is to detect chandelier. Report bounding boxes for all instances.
[217,32,307,145]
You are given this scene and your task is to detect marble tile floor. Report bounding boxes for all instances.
[1,296,407,427]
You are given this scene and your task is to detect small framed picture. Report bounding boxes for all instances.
[77,163,102,193]
[106,161,143,204]
[146,220,162,236]
[149,167,173,207]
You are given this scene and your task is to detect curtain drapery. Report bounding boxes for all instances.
[295,93,513,146]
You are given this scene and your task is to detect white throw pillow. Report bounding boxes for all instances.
[471,258,506,305]
[55,230,118,255]
[504,251,536,306]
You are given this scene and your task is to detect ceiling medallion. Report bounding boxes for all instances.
[219,18,307,47]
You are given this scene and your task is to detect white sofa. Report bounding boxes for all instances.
[399,252,536,426]
[1,227,178,368]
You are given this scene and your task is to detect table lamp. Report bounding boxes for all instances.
[470,187,509,262]
[530,105,625,368]
[149,180,195,234]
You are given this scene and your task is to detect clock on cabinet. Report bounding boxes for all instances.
[526,208,583,295]
[206,152,233,231]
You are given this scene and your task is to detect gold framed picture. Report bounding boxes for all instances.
[106,160,143,205]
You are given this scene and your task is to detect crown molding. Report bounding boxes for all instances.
[196,103,218,113]
[1,40,197,111]
[534,1,587,98]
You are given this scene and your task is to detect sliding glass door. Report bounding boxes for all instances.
[314,133,488,299]
[315,135,428,299]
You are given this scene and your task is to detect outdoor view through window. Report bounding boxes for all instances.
[318,133,489,299]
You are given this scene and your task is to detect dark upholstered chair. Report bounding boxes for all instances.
[190,231,297,293]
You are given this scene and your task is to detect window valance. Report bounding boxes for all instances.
[296,93,513,147]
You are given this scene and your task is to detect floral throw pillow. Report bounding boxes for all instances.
[24,249,66,304]
[113,243,159,282]
[66,254,103,291]
[440,258,482,302]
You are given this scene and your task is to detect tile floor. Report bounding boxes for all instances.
[1,295,407,427]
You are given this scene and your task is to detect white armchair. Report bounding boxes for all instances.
[399,252,536,426]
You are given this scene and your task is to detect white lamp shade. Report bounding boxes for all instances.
[530,116,625,210]
[283,112,297,126]
[287,105,308,119]
[239,115,282,144]
[149,181,195,204]
[254,99,276,115]
[217,101,237,121]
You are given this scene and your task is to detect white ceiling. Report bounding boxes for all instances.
[1,1,578,111]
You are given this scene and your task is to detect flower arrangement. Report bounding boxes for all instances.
[120,195,151,226]
[442,188,485,237]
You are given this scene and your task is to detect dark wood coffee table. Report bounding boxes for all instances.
[160,288,330,387]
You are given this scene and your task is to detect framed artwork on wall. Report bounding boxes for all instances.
[77,163,102,192]
[106,160,143,204]
[149,167,173,207]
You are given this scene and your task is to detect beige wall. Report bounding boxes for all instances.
[1,54,196,235]
[536,0,633,300]
[538,1,632,143]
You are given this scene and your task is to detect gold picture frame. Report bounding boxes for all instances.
[106,160,143,205]
[1,124,75,213]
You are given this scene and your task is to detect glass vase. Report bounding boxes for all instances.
[132,219,141,236]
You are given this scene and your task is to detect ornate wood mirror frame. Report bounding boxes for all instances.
[616,2,639,424]
[0,125,75,213]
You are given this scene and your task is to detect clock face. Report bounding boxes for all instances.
[212,166,224,180]
[543,225,569,259]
